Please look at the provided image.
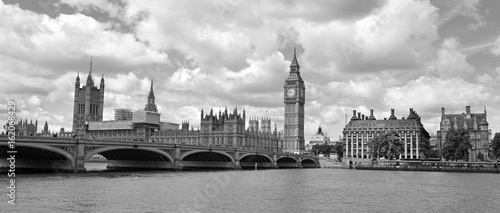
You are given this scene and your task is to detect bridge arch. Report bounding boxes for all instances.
[180,150,235,163]
[4,143,75,170]
[239,153,273,163]
[276,156,298,163]
[84,146,174,163]
[276,156,299,168]
[301,158,317,168]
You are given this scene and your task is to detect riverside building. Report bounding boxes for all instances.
[437,106,490,161]
[343,108,430,159]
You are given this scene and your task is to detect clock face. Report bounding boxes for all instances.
[287,88,296,98]
[299,89,304,98]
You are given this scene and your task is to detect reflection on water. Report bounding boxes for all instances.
[3,166,500,212]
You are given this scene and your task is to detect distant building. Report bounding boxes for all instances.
[437,106,490,161]
[306,126,330,151]
[343,108,430,159]
[429,136,438,151]
[4,118,38,136]
[161,121,180,130]
[3,119,73,138]
[82,80,279,151]
[114,109,132,121]
[87,110,161,141]
[72,58,104,131]
[198,107,278,151]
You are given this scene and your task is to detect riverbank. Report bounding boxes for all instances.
[354,160,500,173]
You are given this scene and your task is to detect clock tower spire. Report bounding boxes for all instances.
[284,48,305,153]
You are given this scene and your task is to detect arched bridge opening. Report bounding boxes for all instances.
[0,145,74,173]
[277,157,299,168]
[240,154,273,169]
[85,147,173,171]
[301,159,318,168]
[181,151,234,169]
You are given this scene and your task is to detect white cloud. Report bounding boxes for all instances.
[1,0,499,141]
[491,35,500,56]
[433,37,475,79]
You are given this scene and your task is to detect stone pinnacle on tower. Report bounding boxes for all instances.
[290,47,300,69]
[86,56,94,85]
[144,79,158,113]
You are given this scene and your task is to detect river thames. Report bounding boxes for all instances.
[3,162,500,213]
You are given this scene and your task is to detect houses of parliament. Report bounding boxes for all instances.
[69,51,306,153]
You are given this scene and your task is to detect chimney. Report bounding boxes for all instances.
[441,107,445,119]
[466,106,471,115]
[389,109,397,120]
[369,109,375,120]
[362,114,365,120]
[358,112,361,119]
[352,110,357,120]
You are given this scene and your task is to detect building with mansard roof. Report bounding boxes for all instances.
[343,108,430,159]
[437,106,490,161]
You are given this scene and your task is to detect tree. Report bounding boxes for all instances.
[333,143,344,162]
[441,129,472,161]
[311,143,334,158]
[368,131,403,160]
[491,133,500,159]
[477,152,485,161]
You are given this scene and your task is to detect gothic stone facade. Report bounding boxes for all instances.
[72,59,104,131]
[343,108,430,159]
[80,77,279,152]
[283,49,305,153]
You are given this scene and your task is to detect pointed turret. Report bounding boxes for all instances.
[100,74,105,88]
[43,121,49,133]
[86,56,94,86]
[290,47,300,70]
[75,72,80,88]
[144,80,158,113]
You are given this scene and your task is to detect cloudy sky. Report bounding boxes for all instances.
[1,0,500,142]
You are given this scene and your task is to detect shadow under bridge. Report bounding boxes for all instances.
[85,147,174,170]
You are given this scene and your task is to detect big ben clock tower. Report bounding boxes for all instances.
[284,48,305,153]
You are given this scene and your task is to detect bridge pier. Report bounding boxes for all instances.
[297,156,303,168]
[173,145,183,171]
[272,153,279,169]
[73,141,87,173]
[233,150,241,170]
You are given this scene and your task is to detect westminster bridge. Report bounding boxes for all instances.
[0,135,319,172]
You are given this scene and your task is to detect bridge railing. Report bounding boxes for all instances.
[0,135,77,143]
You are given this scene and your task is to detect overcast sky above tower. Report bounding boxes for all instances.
[1,0,500,141]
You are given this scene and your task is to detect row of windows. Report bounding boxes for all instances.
[345,127,419,131]
[77,104,100,115]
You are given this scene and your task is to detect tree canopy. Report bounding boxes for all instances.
[491,132,500,159]
[368,131,403,160]
[333,143,344,162]
[441,129,472,161]
[311,143,334,157]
